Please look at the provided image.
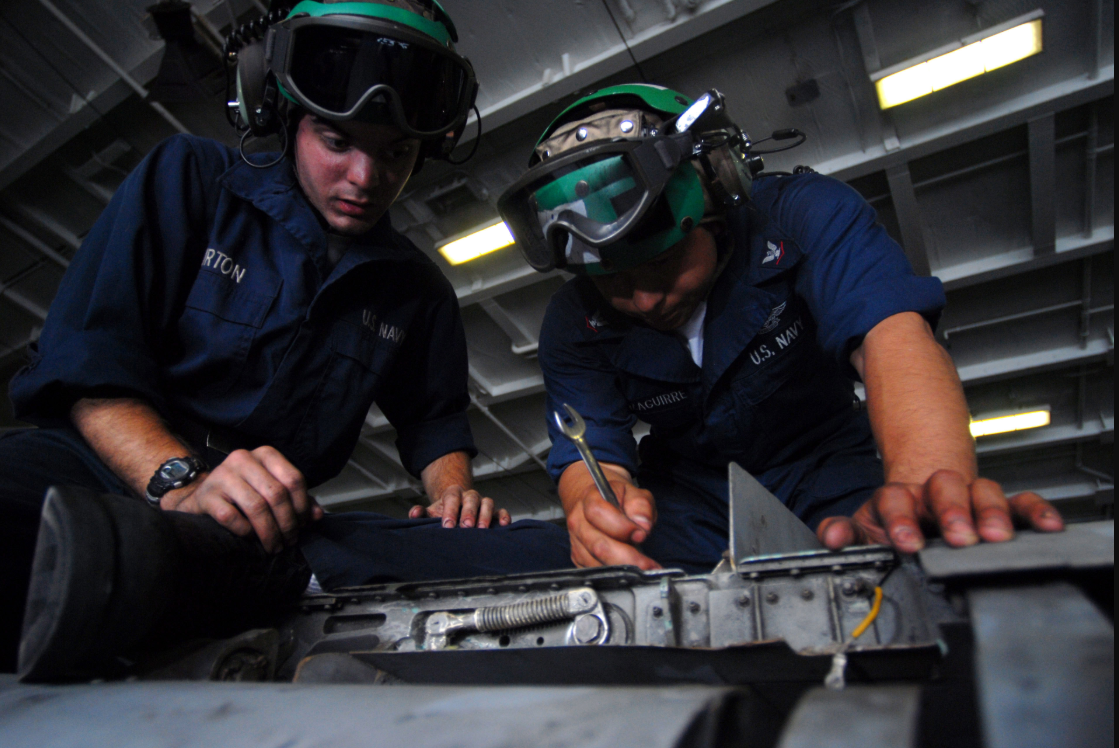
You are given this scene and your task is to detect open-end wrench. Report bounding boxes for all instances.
[553,403,621,509]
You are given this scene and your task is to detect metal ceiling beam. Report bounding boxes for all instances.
[479,298,539,356]
[975,416,1114,457]
[34,0,189,136]
[850,2,900,152]
[469,392,548,473]
[885,163,932,276]
[819,70,1113,182]
[12,204,81,252]
[939,226,1113,291]
[1028,114,1057,255]
[0,215,70,268]
[458,0,782,140]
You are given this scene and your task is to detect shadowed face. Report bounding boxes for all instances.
[293,115,421,235]
[589,227,721,331]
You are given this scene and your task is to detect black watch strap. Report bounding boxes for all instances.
[145,456,208,507]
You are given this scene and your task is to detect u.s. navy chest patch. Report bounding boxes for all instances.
[362,309,407,345]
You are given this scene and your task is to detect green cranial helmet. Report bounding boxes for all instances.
[230,0,477,162]
[497,84,753,275]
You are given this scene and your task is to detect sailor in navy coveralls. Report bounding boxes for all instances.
[498,84,1064,573]
[0,1,570,671]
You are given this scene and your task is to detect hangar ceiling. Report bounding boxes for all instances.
[0,0,1112,522]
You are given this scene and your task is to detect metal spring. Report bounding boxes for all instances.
[475,593,572,632]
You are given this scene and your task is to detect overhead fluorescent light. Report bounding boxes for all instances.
[873,11,1044,110]
[437,221,515,265]
[969,406,1051,438]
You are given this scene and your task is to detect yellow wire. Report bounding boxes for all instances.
[850,586,883,640]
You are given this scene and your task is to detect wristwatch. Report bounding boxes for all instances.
[145,456,208,507]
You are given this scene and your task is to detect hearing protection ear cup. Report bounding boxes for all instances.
[234,39,279,137]
[705,144,753,206]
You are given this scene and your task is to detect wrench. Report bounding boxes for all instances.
[553,403,621,509]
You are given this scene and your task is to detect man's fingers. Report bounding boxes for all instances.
[583,491,646,544]
[227,450,300,544]
[223,480,286,553]
[817,516,868,550]
[252,446,311,518]
[409,504,427,519]
[1008,491,1065,532]
[969,478,1014,543]
[188,491,253,537]
[616,482,656,533]
[872,483,926,553]
[569,518,659,570]
[476,497,494,529]
[497,508,512,526]
[440,487,462,528]
[458,489,481,528]
[925,470,979,547]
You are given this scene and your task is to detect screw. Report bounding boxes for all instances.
[841,581,856,597]
[652,606,664,618]
[688,601,701,614]
[789,568,801,578]
[801,589,814,601]
[737,594,751,607]
[766,592,779,604]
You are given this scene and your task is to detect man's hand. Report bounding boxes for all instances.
[408,485,511,528]
[162,446,323,553]
[559,462,661,570]
[817,469,1064,553]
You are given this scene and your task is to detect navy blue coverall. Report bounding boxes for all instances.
[0,135,570,669]
[539,173,947,573]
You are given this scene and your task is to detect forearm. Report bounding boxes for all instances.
[70,397,196,497]
[420,450,474,503]
[854,312,976,485]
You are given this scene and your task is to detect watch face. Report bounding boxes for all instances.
[159,459,193,482]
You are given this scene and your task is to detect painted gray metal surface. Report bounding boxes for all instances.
[776,686,921,748]
[0,681,746,748]
[728,463,822,562]
[969,582,1115,748]
[918,520,1114,579]
[275,547,936,685]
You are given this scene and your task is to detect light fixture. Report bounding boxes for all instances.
[437,221,515,265]
[969,406,1051,438]
[873,11,1044,110]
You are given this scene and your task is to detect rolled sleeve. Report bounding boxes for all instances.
[379,272,477,478]
[539,287,638,483]
[771,174,946,376]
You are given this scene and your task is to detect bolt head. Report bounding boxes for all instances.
[576,127,589,141]
[572,614,602,644]
[652,606,664,618]
[688,601,701,613]
[766,592,779,604]
[737,594,751,607]
[619,120,635,133]
[801,589,814,600]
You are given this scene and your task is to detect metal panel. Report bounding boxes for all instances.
[918,520,1113,579]
[0,681,757,748]
[728,463,822,563]
[969,581,1115,748]
[777,686,921,748]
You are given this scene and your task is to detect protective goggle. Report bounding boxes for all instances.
[497,131,703,272]
[267,14,477,139]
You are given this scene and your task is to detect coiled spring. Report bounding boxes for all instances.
[475,593,574,632]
